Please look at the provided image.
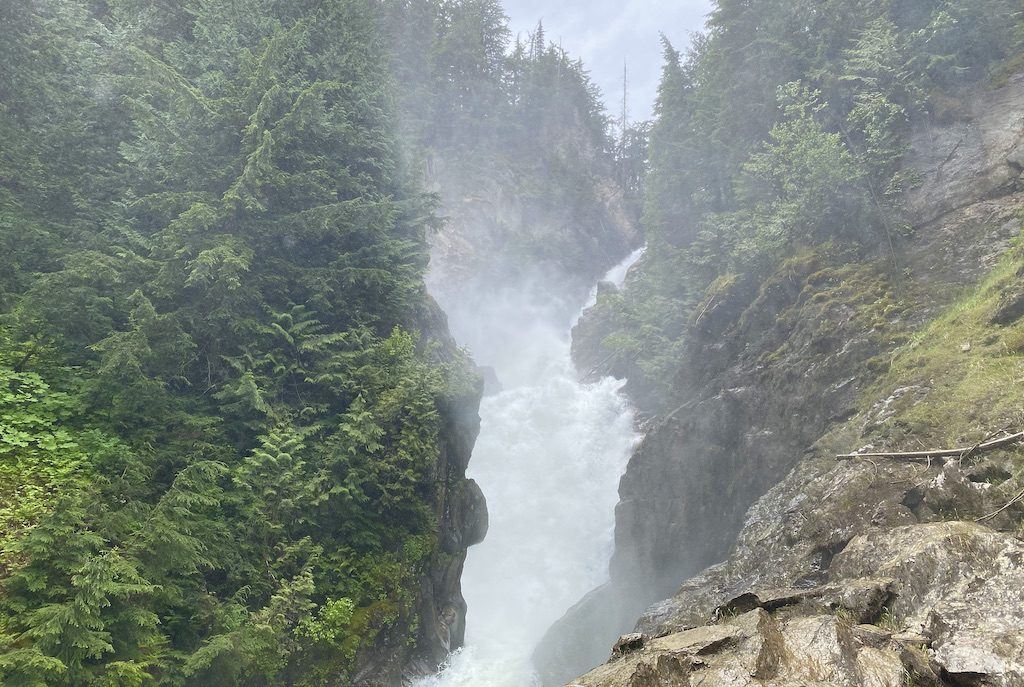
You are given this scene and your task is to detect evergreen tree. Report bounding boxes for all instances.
[0,0,479,683]
[592,0,1024,408]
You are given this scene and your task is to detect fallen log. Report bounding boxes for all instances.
[837,431,1024,461]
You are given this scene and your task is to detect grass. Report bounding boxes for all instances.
[990,49,1024,89]
[855,234,1024,450]
[876,607,903,633]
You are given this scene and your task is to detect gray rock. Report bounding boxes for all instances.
[571,523,1024,686]
[853,624,892,649]
[550,66,1024,687]
[903,73,1024,227]
[611,633,646,660]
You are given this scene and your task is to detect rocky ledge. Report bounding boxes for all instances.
[575,518,1024,687]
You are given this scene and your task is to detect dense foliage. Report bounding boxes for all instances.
[595,0,1024,407]
[12,0,1014,681]
[384,2,610,166]
[0,1,477,684]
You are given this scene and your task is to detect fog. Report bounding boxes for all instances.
[420,255,643,686]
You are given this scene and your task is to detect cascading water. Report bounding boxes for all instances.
[421,250,644,686]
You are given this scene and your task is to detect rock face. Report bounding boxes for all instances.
[572,278,647,395]
[425,153,640,304]
[352,297,487,686]
[903,75,1024,227]
[403,386,488,678]
[543,74,1024,686]
[574,523,1024,687]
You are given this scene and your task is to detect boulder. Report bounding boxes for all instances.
[572,523,1024,686]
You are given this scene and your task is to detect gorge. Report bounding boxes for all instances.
[4,1,1024,687]
[419,250,643,687]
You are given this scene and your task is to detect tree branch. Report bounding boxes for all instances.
[836,431,1024,461]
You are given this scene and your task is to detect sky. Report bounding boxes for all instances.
[502,0,714,122]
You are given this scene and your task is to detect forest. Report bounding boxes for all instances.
[0,0,631,683]
[4,0,1024,686]
[592,0,1024,411]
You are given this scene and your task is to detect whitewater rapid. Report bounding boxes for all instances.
[421,251,643,686]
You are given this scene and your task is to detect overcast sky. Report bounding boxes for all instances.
[502,0,714,122]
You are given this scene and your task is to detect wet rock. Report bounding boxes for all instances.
[445,478,488,551]
[572,292,640,387]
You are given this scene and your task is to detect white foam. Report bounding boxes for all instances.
[421,256,641,686]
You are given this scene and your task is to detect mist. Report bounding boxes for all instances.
[420,255,643,686]
[502,0,712,120]
[12,0,1016,686]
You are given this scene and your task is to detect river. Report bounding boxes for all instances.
[421,249,643,686]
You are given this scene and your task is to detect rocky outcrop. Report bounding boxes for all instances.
[400,384,488,680]
[425,154,640,304]
[544,74,1024,686]
[572,279,651,403]
[574,521,1024,687]
[904,74,1024,227]
[353,297,487,686]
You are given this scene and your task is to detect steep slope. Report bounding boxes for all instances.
[381,0,640,304]
[550,62,1024,687]
[536,0,1024,678]
[424,148,638,301]
[572,226,1024,685]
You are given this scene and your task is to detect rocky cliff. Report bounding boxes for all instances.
[351,297,487,686]
[544,73,1024,687]
[424,151,640,306]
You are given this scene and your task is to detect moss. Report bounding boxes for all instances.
[990,49,1024,89]
[736,249,824,332]
[854,233,1024,449]
[690,272,740,329]
[751,249,909,373]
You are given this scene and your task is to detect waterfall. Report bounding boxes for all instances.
[421,250,643,686]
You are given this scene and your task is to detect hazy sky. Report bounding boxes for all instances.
[503,0,714,122]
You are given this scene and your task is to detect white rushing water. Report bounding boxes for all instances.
[421,251,643,687]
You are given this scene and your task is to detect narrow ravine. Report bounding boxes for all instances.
[421,252,643,686]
